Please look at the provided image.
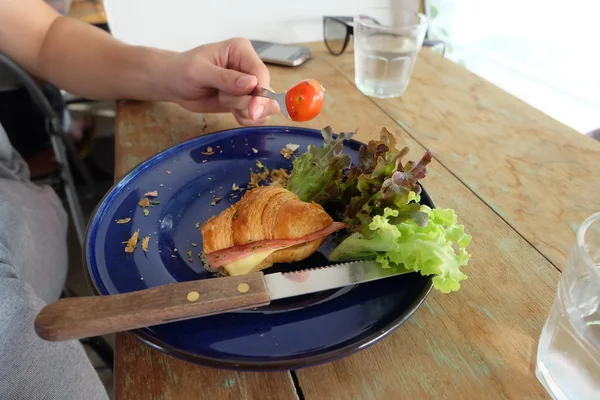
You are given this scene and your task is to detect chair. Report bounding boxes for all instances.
[0,53,94,246]
[0,52,113,370]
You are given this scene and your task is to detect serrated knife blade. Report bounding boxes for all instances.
[264,260,411,301]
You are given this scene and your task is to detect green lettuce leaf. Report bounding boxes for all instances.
[286,126,353,203]
[329,206,472,293]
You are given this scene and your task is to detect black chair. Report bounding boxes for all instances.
[0,52,94,246]
[0,52,113,371]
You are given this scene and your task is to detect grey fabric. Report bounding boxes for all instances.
[0,122,108,399]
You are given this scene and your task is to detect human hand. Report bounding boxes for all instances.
[159,38,280,126]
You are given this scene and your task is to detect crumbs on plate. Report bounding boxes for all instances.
[281,143,299,159]
[248,164,289,189]
[141,236,150,252]
[248,168,270,189]
[202,146,215,156]
[281,148,294,159]
[139,191,160,209]
[271,168,290,187]
[138,198,150,208]
[124,230,140,253]
[116,217,131,224]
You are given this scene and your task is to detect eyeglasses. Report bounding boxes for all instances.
[323,15,447,56]
[323,16,354,56]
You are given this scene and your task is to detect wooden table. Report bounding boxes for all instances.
[67,0,107,25]
[113,42,600,399]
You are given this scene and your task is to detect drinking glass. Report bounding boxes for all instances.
[536,212,600,399]
[353,7,428,98]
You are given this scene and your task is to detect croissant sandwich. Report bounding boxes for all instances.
[201,186,347,276]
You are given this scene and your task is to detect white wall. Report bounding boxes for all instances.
[104,0,420,51]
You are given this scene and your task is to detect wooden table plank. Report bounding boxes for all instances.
[115,334,298,400]
[319,44,600,271]
[114,51,559,399]
[67,0,107,25]
[113,106,299,400]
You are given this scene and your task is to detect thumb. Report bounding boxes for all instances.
[207,65,258,95]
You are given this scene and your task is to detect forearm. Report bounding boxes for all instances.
[0,0,275,125]
[37,17,176,101]
[0,0,175,100]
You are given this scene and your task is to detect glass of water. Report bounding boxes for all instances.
[536,212,600,399]
[354,8,428,98]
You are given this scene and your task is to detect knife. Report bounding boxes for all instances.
[35,260,410,341]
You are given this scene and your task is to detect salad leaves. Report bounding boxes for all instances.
[329,206,472,293]
[286,126,353,203]
[283,126,472,294]
[288,126,433,233]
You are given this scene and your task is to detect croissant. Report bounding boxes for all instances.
[201,186,346,276]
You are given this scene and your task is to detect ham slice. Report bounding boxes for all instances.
[205,222,347,268]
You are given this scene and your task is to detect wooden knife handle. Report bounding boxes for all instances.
[35,273,270,341]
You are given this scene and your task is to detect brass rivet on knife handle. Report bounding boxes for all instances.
[34,272,271,342]
[187,291,200,301]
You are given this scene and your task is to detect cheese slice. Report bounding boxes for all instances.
[223,249,278,276]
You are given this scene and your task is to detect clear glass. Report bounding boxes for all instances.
[536,212,600,399]
[353,8,428,98]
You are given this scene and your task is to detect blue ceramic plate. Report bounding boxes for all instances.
[85,126,433,371]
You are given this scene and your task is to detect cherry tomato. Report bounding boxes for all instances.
[284,79,325,122]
